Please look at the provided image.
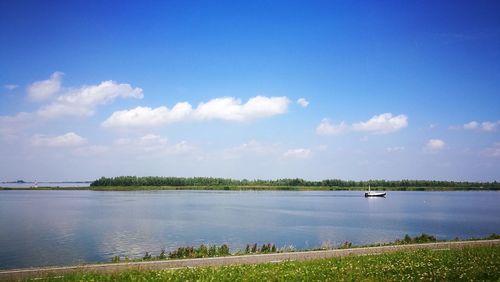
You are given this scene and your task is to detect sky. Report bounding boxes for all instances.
[1,0,499,182]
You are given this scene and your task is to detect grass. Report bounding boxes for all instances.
[30,245,500,281]
[89,185,500,191]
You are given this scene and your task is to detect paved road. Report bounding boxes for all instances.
[1,239,499,281]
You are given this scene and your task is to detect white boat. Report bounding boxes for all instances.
[364,185,386,197]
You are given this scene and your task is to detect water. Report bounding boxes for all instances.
[0,182,90,188]
[0,190,498,269]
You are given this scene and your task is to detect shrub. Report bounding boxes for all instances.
[339,241,352,249]
[208,245,217,257]
[398,233,437,244]
[219,244,230,256]
[198,244,208,257]
[251,243,257,253]
[143,252,152,260]
[487,233,500,240]
[158,249,166,259]
[414,233,436,243]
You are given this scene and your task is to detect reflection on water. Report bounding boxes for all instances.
[0,190,498,269]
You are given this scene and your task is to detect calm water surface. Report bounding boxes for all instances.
[0,182,90,188]
[0,190,498,269]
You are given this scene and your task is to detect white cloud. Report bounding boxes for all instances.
[32,132,87,147]
[283,148,312,159]
[102,104,192,128]
[425,139,446,151]
[4,84,18,90]
[386,146,405,153]
[316,113,408,136]
[0,112,37,142]
[228,140,266,153]
[113,134,194,155]
[171,141,194,154]
[102,96,290,128]
[481,143,500,158]
[27,72,63,101]
[38,80,143,118]
[222,140,275,159]
[1,74,143,141]
[352,113,408,134]
[316,119,347,136]
[480,121,499,131]
[136,134,169,152]
[463,121,479,130]
[194,96,290,121]
[296,98,309,108]
[463,120,499,132]
[74,145,109,156]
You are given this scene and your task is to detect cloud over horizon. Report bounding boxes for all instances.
[463,120,500,132]
[2,73,144,127]
[424,139,446,152]
[1,71,498,182]
[296,98,309,108]
[481,143,500,158]
[102,96,291,128]
[38,80,143,118]
[316,113,408,136]
[113,134,195,156]
[316,119,348,136]
[352,113,408,134]
[283,148,312,159]
[31,132,87,147]
[27,72,63,101]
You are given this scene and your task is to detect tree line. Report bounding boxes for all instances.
[90,176,500,189]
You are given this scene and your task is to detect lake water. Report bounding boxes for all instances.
[0,190,498,269]
[0,182,90,188]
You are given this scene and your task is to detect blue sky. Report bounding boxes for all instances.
[1,0,499,181]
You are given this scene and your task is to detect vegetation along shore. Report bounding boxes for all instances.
[13,242,500,281]
[107,233,499,264]
[1,176,499,191]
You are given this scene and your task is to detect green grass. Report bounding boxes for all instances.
[89,185,498,191]
[31,246,500,281]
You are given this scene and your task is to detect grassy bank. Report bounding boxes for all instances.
[30,245,500,281]
[91,185,499,191]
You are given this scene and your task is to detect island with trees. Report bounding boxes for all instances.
[87,176,500,191]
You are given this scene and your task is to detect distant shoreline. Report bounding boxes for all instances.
[0,181,92,184]
[1,185,498,191]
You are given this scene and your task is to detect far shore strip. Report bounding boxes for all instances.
[1,186,498,191]
[1,239,499,281]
